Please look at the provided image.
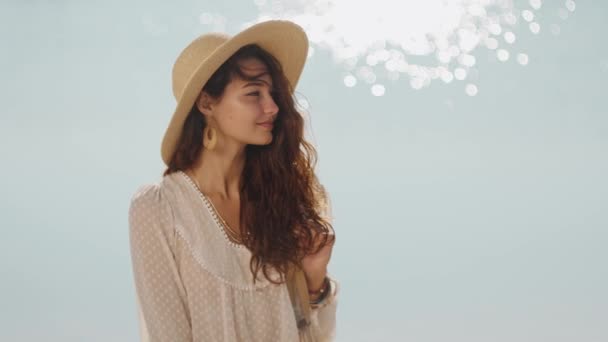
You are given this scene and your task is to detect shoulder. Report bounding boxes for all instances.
[129,182,162,211]
[128,175,179,223]
[129,172,182,205]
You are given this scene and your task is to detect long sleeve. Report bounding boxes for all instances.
[128,184,193,342]
[309,274,340,342]
[310,189,340,342]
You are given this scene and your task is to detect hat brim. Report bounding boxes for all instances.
[161,20,309,166]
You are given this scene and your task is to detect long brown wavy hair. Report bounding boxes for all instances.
[163,44,335,285]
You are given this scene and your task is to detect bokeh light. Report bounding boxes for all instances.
[454,68,467,80]
[517,53,530,66]
[497,49,510,62]
[504,31,516,44]
[530,22,541,34]
[200,0,576,95]
[529,0,542,10]
[371,84,386,96]
[344,75,357,87]
[465,83,478,96]
[522,10,534,22]
[565,0,576,12]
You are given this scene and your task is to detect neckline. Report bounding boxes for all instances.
[177,170,246,250]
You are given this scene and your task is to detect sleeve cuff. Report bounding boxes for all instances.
[310,274,339,311]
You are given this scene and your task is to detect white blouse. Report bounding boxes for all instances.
[128,170,339,341]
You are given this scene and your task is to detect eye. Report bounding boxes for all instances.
[247,91,260,97]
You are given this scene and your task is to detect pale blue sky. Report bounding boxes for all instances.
[1,1,606,341]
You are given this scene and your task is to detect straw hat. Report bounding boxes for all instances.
[160,20,309,166]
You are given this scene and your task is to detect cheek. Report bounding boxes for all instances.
[217,100,242,123]
[217,102,259,133]
[234,100,262,122]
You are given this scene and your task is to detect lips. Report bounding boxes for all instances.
[257,120,274,128]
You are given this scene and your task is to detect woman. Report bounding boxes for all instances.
[128,20,339,342]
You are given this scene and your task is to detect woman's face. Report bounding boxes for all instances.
[199,57,280,147]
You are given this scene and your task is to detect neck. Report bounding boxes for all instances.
[188,139,246,201]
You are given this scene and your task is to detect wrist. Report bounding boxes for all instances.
[308,276,331,305]
[304,268,327,292]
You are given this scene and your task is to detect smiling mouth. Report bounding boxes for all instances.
[257,122,273,129]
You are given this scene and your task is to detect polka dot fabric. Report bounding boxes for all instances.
[128,172,339,342]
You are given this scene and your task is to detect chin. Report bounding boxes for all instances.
[261,136,273,145]
[249,135,273,146]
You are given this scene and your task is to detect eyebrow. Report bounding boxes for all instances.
[242,79,273,89]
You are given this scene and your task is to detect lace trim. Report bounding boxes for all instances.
[173,223,273,291]
[177,170,245,250]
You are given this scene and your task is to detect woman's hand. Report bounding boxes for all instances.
[301,231,336,292]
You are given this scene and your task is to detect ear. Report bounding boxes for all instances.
[195,91,215,116]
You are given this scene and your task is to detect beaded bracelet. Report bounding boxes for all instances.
[309,276,330,305]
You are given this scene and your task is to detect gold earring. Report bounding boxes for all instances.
[203,126,217,150]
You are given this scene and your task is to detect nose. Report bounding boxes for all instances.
[263,94,279,116]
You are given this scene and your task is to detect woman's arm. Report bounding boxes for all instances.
[128,184,193,342]
[309,273,340,342]
[305,190,339,341]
